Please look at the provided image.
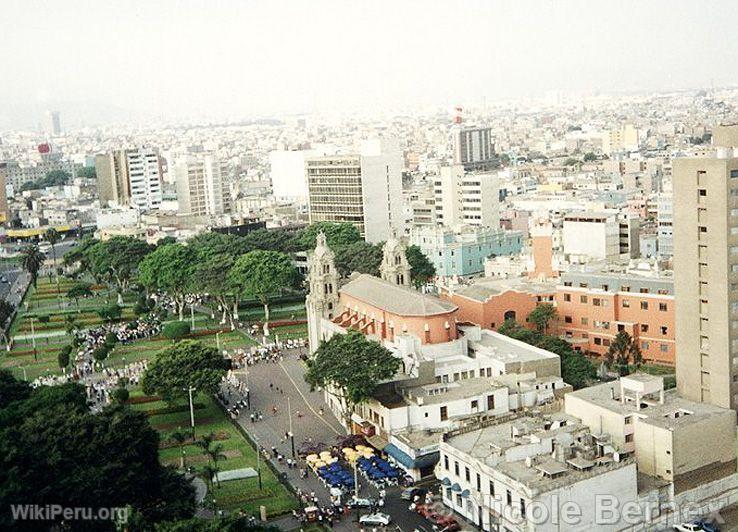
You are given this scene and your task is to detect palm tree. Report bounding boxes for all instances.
[45,228,61,295]
[605,330,643,376]
[200,464,218,492]
[21,245,46,287]
[168,427,190,469]
[527,303,558,335]
[197,432,227,487]
[64,314,78,335]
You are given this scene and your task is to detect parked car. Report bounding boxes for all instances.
[401,487,427,500]
[694,520,720,532]
[359,513,391,526]
[674,524,704,532]
[347,496,383,509]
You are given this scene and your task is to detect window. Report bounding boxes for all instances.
[465,467,470,482]
[593,298,601,306]
[659,302,668,311]
[580,295,588,303]
[564,293,571,302]
[641,301,649,310]
[641,341,650,350]
[622,299,630,308]
[594,337,602,345]
[622,285,630,292]
[476,473,481,491]
[440,406,448,421]
[444,455,449,470]
[603,338,611,347]
[641,324,649,333]
[661,326,668,335]
[471,400,478,410]
[624,416,632,425]
[520,499,526,519]
[454,461,459,476]
[699,189,707,197]
[661,343,669,353]
[487,395,495,410]
[506,490,512,505]
[625,434,634,443]
[564,316,572,324]
[489,481,495,497]
[581,317,588,325]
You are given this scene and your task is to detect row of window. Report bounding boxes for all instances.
[561,293,668,311]
[562,281,669,294]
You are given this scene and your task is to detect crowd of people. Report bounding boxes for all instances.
[229,337,307,368]
[85,360,148,409]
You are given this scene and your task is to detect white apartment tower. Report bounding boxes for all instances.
[674,137,738,410]
[306,138,403,243]
[434,165,500,229]
[172,153,232,216]
[95,147,163,211]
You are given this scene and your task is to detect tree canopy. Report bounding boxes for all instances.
[21,244,45,287]
[142,340,228,402]
[19,170,71,191]
[305,331,401,428]
[527,303,557,335]
[605,330,643,376]
[138,243,197,320]
[297,222,362,250]
[0,373,194,529]
[85,236,155,296]
[77,166,97,179]
[406,245,436,287]
[333,241,383,277]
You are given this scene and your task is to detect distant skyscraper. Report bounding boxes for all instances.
[452,126,495,171]
[306,138,403,243]
[46,111,61,136]
[95,148,163,211]
[674,131,738,410]
[172,153,231,216]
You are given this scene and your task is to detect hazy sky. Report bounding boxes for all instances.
[4,0,738,126]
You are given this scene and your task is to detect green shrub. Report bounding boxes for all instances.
[93,345,109,361]
[162,321,191,340]
[104,331,118,348]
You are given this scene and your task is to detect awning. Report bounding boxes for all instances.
[451,483,462,493]
[441,477,451,486]
[461,489,470,498]
[384,443,439,470]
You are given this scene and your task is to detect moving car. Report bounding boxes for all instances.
[694,521,720,532]
[359,513,391,526]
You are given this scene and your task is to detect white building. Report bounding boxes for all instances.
[172,153,231,216]
[269,149,318,201]
[656,191,673,257]
[562,211,620,262]
[95,147,163,211]
[306,138,403,243]
[452,126,495,171]
[434,165,500,229]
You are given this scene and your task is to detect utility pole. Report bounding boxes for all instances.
[287,396,295,457]
[188,386,196,438]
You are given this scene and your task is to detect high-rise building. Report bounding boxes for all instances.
[452,126,495,171]
[95,148,163,211]
[269,149,318,200]
[433,165,500,229]
[306,138,402,243]
[172,153,231,216]
[46,111,61,136]
[673,136,738,409]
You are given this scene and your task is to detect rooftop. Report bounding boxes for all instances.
[463,327,560,364]
[341,274,458,317]
[452,277,557,302]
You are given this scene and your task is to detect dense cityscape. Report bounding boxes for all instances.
[3,2,738,532]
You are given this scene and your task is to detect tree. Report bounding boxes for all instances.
[66,281,93,311]
[0,382,195,529]
[142,340,228,403]
[196,432,227,488]
[333,241,383,277]
[498,319,595,389]
[64,314,78,335]
[21,244,45,287]
[605,330,643,376]
[98,303,122,323]
[188,232,247,261]
[44,228,61,296]
[0,369,30,408]
[93,345,110,361]
[138,243,197,320]
[406,245,436,287]
[583,152,597,162]
[57,344,72,370]
[77,166,97,179]
[195,253,237,327]
[168,428,190,469]
[0,300,14,327]
[297,222,362,250]
[305,331,401,431]
[111,385,130,405]
[163,321,191,340]
[85,236,155,303]
[228,250,297,335]
[527,304,558,335]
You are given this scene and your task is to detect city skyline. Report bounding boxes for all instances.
[4,0,738,128]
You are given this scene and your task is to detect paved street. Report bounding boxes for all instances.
[229,349,440,531]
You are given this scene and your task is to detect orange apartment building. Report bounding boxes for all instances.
[555,272,675,365]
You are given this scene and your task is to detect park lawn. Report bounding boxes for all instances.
[237,302,306,322]
[271,323,308,342]
[130,390,298,517]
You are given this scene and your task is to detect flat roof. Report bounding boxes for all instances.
[466,328,560,363]
[453,277,557,302]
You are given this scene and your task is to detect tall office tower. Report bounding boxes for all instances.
[95,148,163,211]
[172,153,232,216]
[433,165,500,228]
[46,111,61,136]
[270,149,317,200]
[452,126,495,171]
[673,138,738,409]
[306,138,403,243]
[0,163,8,223]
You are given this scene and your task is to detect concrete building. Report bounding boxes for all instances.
[172,153,231,216]
[0,163,9,222]
[306,138,402,243]
[411,225,523,278]
[556,271,675,365]
[673,145,738,409]
[434,165,500,228]
[562,211,620,262]
[46,110,61,136]
[452,126,495,171]
[269,149,317,200]
[602,124,639,155]
[95,148,163,211]
[656,192,673,257]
